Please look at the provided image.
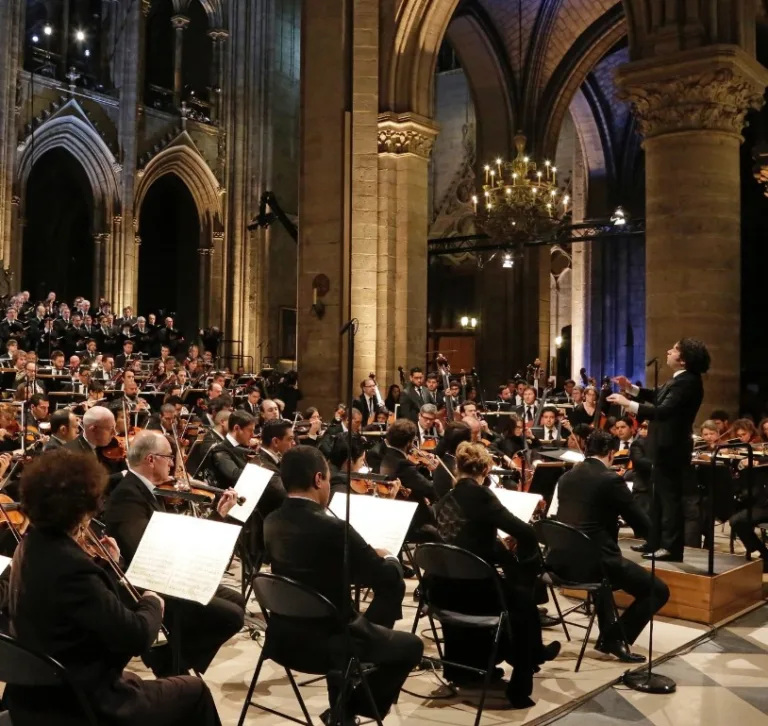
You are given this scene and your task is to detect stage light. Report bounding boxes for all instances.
[611,206,627,226]
[32,35,39,43]
[555,334,563,347]
[84,49,90,57]
[470,317,477,328]
[75,29,85,42]
[43,24,53,36]
[460,316,469,327]
[502,253,514,269]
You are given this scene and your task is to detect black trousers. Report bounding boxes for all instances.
[683,494,712,549]
[328,615,423,719]
[157,585,245,675]
[730,505,768,556]
[596,557,670,645]
[648,463,687,557]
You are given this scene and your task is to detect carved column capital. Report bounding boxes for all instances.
[141,0,151,16]
[171,14,190,30]
[10,196,20,207]
[134,235,142,246]
[617,46,768,141]
[377,112,439,159]
[93,233,111,244]
[208,28,229,42]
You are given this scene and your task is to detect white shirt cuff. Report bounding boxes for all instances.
[628,384,640,397]
[627,401,639,415]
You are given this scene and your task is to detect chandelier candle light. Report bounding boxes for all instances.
[473,133,569,246]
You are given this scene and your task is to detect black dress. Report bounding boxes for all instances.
[568,403,596,428]
[6,527,221,726]
[431,479,548,701]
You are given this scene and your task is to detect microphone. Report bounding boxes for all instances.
[646,356,658,367]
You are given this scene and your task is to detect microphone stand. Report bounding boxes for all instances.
[622,357,675,694]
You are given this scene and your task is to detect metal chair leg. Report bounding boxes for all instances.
[575,606,597,673]
[237,650,266,726]
[286,668,314,726]
[548,584,571,642]
[474,617,503,726]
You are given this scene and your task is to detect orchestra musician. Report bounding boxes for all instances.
[42,408,79,451]
[15,360,46,401]
[103,431,244,677]
[425,373,441,406]
[432,441,560,707]
[709,410,730,437]
[237,385,261,417]
[431,420,471,500]
[607,338,710,562]
[515,386,539,427]
[699,420,719,450]
[353,378,382,425]
[627,420,653,514]
[263,445,423,725]
[568,385,598,428]
[6,450,223,725]
[416,403,443,445]
[398,367,427,423]
[549,430,668,663]
[529,406,569,445]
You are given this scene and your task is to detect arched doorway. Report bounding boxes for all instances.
[22,147,94,303]
[138,173,200,339]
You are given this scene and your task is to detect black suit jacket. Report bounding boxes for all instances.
[264,497,404,627]
[5,528,162,722]
[102,471,164,565]
[553,457,651,564]
[353,395,379,423]
[379,447,436,530]
[627,436,652,493]
[238,401,260,418]
[397,385,424,422]
[634,371,703,467]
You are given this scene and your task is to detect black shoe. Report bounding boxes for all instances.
[537,606,549,615]
[539,613,560,628]
[402,565,415,579]
[642,548,683,562]
[412,585,421,602]
[595,640,646,663]
[539,641,561,664]
[320,708,358,726]
[630,543,652,553]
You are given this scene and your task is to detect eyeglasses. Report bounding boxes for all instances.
[152,453,174,461]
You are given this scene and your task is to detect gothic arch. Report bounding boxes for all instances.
[134,134,223,237]
[539,6,626,158]
[16,103,121,229]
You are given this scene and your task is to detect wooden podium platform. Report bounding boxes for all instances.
[564,539,764,625]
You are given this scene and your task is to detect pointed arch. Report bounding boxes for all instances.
[134,133,223,234]
[16,101,121,228]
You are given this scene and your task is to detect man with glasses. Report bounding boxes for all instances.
[417,403,443,446]
[104,430,244,677]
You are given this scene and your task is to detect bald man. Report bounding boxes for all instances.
[64,405,126,479]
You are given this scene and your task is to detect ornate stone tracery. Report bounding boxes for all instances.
[377,113,438,159]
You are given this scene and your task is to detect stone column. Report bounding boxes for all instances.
[207,29,228,124]
[198,243,214,328]
[171,14,190,109]
[618,47,768,416]
[92,232,109,303]
[376,112,437,385]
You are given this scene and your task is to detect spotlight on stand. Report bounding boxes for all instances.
[611,206,626,226]
[502,253,514,269]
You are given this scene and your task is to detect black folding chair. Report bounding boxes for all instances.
[413,543,513,726]
[237,573,383,726]
[0,632,99,725]
[534,519,626,672]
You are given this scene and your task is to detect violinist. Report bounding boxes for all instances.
[568,385,598,428]
[431,442,559,706]
[175,367,190,395]
[65,406,125,478]
[495,413,526,459]
[379,419,436,534]
[731,418,760,444]
[5,450,223,725]
[15,360,46,401]
[147,403,178,435]
[417,403,443,446]
[759,417,768,443]
[122,379,151,425]
[709,409,730,437]
[43,408,79,451]
[103,431,244,678]
[432,421,471,500]
[328,434,368,495]
[23,393,50,448]
[263,446,423,726]
[297,406,325,445]
[699,420,720,450]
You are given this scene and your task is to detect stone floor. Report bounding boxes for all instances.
[124,525,765,726]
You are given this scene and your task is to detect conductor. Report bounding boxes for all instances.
[607,338,710,562]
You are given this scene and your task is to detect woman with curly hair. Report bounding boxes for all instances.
[5,450,221,725]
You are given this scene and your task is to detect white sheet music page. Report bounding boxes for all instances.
[329,494,417,555]
[227,463,273,523]
[126,512,242,605]
[490,488,543,537]
[0,555,11,577]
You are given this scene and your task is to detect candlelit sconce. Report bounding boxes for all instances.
[311,273,329,319]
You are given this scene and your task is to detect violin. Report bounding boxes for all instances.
[154,477,246,507]
[0,494,29,536]
[408,446,439,471]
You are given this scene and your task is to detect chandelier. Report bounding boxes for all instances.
[473,133,569,246]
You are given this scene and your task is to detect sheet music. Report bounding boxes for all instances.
[0,555,10,577]
[227,463,273,523]
[560,450,585,463]
[126,512,241,605]
[329,493,417,555]
[490,488,542,537]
